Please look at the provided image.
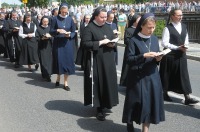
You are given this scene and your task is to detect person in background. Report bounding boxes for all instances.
[159,9,199,105]
[4,11,22,68]
[50,3,76,91]
[127,8,136,27]
[82,6,119,121]
[0,13,7,58]
[122,13,165,132]
[19,14,39,71]
[111,7,118,27]
[33,14,42,28]
[120,14,141,87]
[75,14,91,70]
[49,8,58,25]
[118,8,127,40]
[36,16,52,82]
[106,11,118,65]
[71,15,78,61]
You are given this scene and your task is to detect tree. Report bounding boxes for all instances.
[1,2,9,8]
[20,0,50,8]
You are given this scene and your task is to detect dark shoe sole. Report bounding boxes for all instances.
[96,112,105,121]
[55,82,60,87]
[185,98,199,105]
[63,86,70,91]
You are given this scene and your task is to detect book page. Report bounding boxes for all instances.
[110,38,119,43]
[158,48,171,56]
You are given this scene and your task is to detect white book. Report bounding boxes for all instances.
[158,48,171,56]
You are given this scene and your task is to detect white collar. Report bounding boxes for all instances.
[93,20,104,26]
[106,21,112,25]
[59,14,68,18]
[171,22,181,26]
[138,32,151,38]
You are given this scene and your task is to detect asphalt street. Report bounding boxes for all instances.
[0,45,200,132]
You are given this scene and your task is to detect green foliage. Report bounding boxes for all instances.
[114,0,136,4]
[1,2,9,7]
[154,19,166,38]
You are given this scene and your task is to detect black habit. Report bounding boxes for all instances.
[82,22,119,109]
[75,22,87,69]
[36,26,52,79]
[4,19,22,63]
[0,19,7,57]
[120,26,136,87]
[159,23,192,94]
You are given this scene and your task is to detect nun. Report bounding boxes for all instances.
[36,16,52,82]
[50,2,76,91]
[122,13,165,132]
[81,6,119,121]
[120,14,141,87]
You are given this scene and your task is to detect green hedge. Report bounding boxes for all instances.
[154,20,166,38]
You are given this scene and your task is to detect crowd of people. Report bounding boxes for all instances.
[0,2,200,132]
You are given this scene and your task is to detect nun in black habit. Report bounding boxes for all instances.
[122,13,165,132]
[82,6,119,121]
[75,14,91,70]
[0,13,7,57]
[3,11,22,67]
[19,14,39,71]
[36,16,52,82]
[120,14,141,87]
[50,3,76,91]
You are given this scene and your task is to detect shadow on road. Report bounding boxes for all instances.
[45,100,95,117]
[17,72,55,89]
[45,100,141,132]
[77,118,141,132]
[164,103,200,119]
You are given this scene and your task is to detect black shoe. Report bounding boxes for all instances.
[127,123,134,132]
[163,93,172,102]
[55,82,60,87]
[45,77,51,82]
[28,69,33,72]
[35,64,39,70]
[96,112,105,121]
[14,63,20,68]
[63,86,70,91]
[185,98,199,105]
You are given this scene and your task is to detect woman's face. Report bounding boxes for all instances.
[12,13,18,20]
[141,20,156,36]
[25,16,31,23]
[107,14,114,23]
[95,11,107,25]
[42,18,49,26]
[60,7,68,17]
[84,16,91,24]
[171,10,183,23]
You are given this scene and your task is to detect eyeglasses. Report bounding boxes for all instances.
[173,14,183,17]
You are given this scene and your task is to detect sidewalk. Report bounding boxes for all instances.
[117,40,200,61]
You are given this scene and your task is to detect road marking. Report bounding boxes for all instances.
[117,70,200,106]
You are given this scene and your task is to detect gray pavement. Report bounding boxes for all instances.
[0,40,200,132]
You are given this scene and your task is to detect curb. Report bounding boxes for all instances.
[117,43,200,62]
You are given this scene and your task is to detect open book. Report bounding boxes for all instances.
[157,48,171,56]
[109,38,119,43]
[65,31,71,34]
[113,30,121,34]
[14,27,20,30]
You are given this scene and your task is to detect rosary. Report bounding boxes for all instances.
[141,37,151,52]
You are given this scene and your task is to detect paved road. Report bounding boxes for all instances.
[0,46,200,132]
